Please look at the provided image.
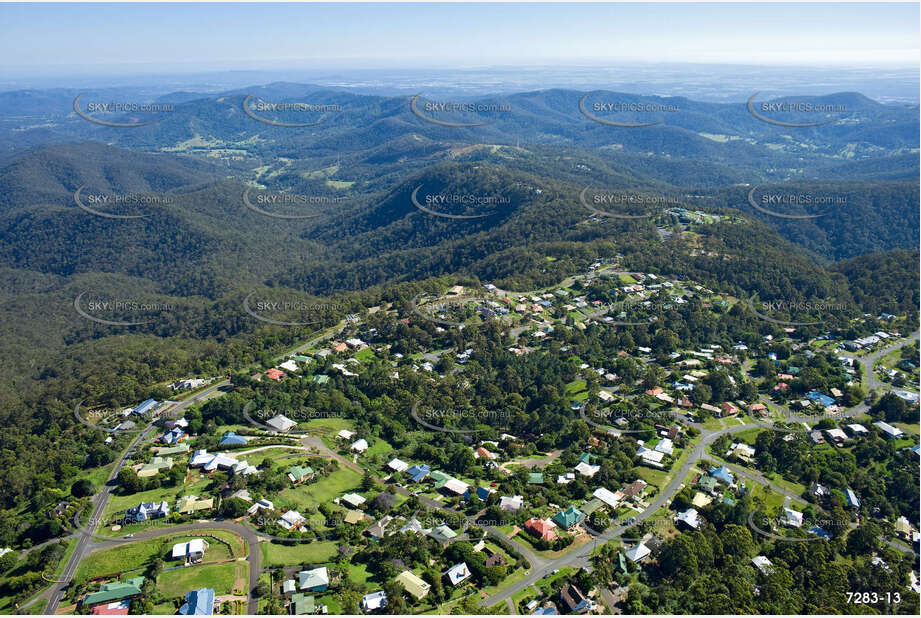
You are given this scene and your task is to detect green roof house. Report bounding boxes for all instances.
[552,505,586,529]
[83,577,144,607]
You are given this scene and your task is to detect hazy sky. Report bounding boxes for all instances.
[1,2,918,72]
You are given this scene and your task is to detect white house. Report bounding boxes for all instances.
[360,591,387,612]
[351,439,369,453]
[266,414,296,432]
[782,508,804,528]
[387,458,409,473]
[171,539,207,562]
[444,562,472,586]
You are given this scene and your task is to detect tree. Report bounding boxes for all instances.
[117,467,143,494]
[70,479,95,498]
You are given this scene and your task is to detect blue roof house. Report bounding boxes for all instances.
[179,588,215,615]
[407,464,431,483]
[708,466,734,485]
[219,432,248,446]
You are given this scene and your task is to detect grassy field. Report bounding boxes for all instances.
[102,475,211,523]
[276,467,363,510]
[75,531,243,581]
[260,540,338,567]
[156,561,241,598]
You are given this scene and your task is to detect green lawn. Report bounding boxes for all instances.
[75,531,241,581]
[103,475,211,523]
[156,561,241,598]
[260,540,338,567]
[277,467,363,510]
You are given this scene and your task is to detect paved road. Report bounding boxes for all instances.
[79,521,262,614]
[43,379,232,614]
[481,332,921,608]
[30,312,920,614]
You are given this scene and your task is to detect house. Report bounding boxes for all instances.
[622,479,648,499]
[475,446,498,460]
[287,465,314,484]
[160,426,184,445]
[345,510,369,525]
[698,475,720,495]
[298,567,330,592]
[729,443,756,461]
[721,402,739,416]
[278,510,307,531]
[351,439,369,453]
[290,593,324,615]
[90,600,130,615]
[361,591,388,613]
[278,359,300,373]
[337,429,356,441]
[499,495,524,512]
[625,542,651,563]
[125,501,169,523]
[708,466,734,485]
[134,398,158,416]
[675,508,701,530]
[845,488,860,509]
[367,516,393,539]
[654,438,674,455]
[593,487,622,509]
[82,577,145,607]
[809,430,826,445]
[266,368,287,381]
[266,414,296,432]
[179,588,215,615]
[428,524,457,545]
[552,506,586,530]
[176,495,214,514]
[560,584,591,614]
[524,517,558,542]
[137,456,173,478]
[171,539,208,562]
[444,562,472,586]
[782,508,804,528]
[636,446,665,467]
[341,493,367,508]
[846,423,869,436]
[748,403,767,415]
[219,432,248,446]
[475,486,493,501]
[407,464,431,483]
[574,461,600,477]
[247,498,274,516]
[396,571,430,600]
[387,458,409,473]
[824,428,848,444]
[873,421,904,438]
[752,555,774,575]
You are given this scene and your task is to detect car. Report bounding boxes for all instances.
[124,534,134,538]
